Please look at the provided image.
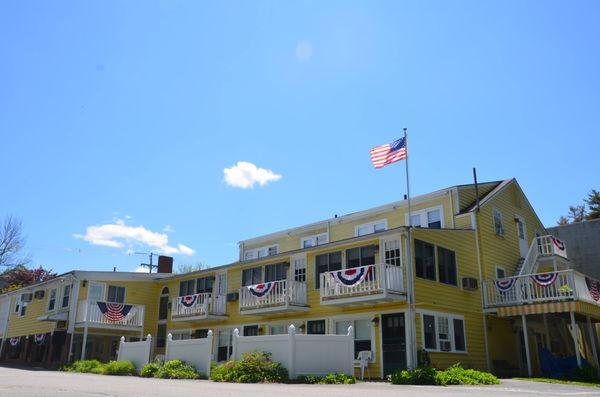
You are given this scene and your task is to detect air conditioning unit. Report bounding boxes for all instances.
[226,292,239,302]
[440,340,452,352]
[34,290,45,300]
[21,293,33,302]
[461,277,478,291]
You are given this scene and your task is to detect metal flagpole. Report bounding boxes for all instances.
[403,127,418,369]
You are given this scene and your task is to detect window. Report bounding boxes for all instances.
[61,285,71,308]
[346,245,376,268]
[384,239,402,266]
[421,312,466,353]
[264,262,288,282]
[179,279,196,296]
[159,295,169,321]
[315,251,342,289]
[107,286,125,303]
[495,266,506,279]
[193,329,209,339]
[293,257,306,282]
[217,329,232,361]
[47,288,57,312]
[196,276,214,294]
[171,331,191,341]
[242,266,263,286]
[493,208,504,236]
[306,320,326,335]
[270,324,286,335]
[14,295,26,317]
[301,233,329,248]
[415,239,436,281]
[406,206,444,229]
[437,247,457,286]
[243,325,259,336]
[244,245,278,260]
[355,219,387,236]
[335,319,372,359]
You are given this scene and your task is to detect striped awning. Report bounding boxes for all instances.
[497,302,578,317]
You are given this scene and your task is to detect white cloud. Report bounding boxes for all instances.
[162,225,175,233]
[295,40,313,61]
[74,219,195,256]
[223,161,282,189]
[134,265,150,273]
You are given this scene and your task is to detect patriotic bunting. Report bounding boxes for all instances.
[9,337,20,346]
[495,278,517,293]
[586,277,600,302]
[97,302,133,322]
[551,236,567,256]
[179,294,199,308]
[34,333,46,345]
[247,282,275,298]
[331,267,371,287]
[531,273,558,287]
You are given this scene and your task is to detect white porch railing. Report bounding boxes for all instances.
[518,235,568,276]
[171,293,226,319]
[320,263,404,301]
[482,270,600,308]
[76,300,144,328]
[239,280,307,311]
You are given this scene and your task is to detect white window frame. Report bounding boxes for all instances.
[493,208,505,237]
[291,253,307,283]
[243,244,279,260]
[107,285,126,303]
[330,314,376,363]
[169,329,192,340]
[300,233,329,249]
[14,295,25,317]
[47,287,58,312]
[61,284,72,309]
[418,310,467,353]
[355,219,388,237]
[404,205,445,228]
[495,265,506,279]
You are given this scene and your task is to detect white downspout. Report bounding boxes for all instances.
[472,212,492,371]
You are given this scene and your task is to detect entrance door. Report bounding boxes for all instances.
[515,215,528,258]
[381,313,406,376]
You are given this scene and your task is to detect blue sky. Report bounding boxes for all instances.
[1,1,598,274]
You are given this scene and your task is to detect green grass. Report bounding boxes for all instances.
[514,377,600,387]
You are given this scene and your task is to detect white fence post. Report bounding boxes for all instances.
[232,328,239,360]
[347,325,354,376]
[288,324,296,379]
[206,330,213,377]
[146,334,152,363]
[166,333,173,361]
[117,336,125,361]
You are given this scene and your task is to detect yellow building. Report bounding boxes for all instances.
[1,178,599,379]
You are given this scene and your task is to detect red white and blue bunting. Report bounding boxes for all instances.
[551,236,567,256]
[331,267,371,287]
[97,302,133,322]
[179,294,199,307]
[531,273,558,287]
[495,278,517,293]
[586,277,600,302]
[9,337,20,346]
[247,282,275,298]
[34,333,46,345]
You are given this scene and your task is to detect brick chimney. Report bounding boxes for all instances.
[157,256,173,274]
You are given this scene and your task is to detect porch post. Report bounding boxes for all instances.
[586,315,599,374]
[543,314,551,349]
[570,311,582,367]
[521,313,532,377]
[80,324,88,361]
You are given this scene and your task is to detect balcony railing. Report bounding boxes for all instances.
[320,263,405,304]
[239,279,307,313]
[171,293,226,319]
[76,300,144,328]
[518,235,568,276]
[483,270,600,308]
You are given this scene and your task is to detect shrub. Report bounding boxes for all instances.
[155,359,201,380]
[63,360,104,374]
[297,373,356,384]
[101,360,136,376]
[389,366,437,385]
[210,351,288,383]
[140,362,161,378]
[571,365,599,383]
[434,363,499,385]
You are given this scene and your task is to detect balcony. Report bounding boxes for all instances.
[75,300,144,330]
[239,279,307,315]
[483,270,600,310]
[171,293,227,322]
[320,263,406,306]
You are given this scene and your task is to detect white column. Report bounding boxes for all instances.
[521,314,532,377]
[587,316,599,374]
[570,311,582,367]
[80,324,89,361]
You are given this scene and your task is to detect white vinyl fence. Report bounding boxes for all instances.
[166,331,213,377]
[231,325,354,379]
[116,335,152,370]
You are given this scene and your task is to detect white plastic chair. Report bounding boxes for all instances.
[356,350,372,380]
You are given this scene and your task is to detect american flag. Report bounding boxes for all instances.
[370,137,407,169]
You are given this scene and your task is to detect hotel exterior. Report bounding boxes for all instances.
[1,178,598,378]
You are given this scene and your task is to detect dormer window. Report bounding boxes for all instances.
[244,244,278,260]
[301,233,329,248]
[355,219,387,237]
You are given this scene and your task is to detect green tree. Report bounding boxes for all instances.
[585,189,600,220]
